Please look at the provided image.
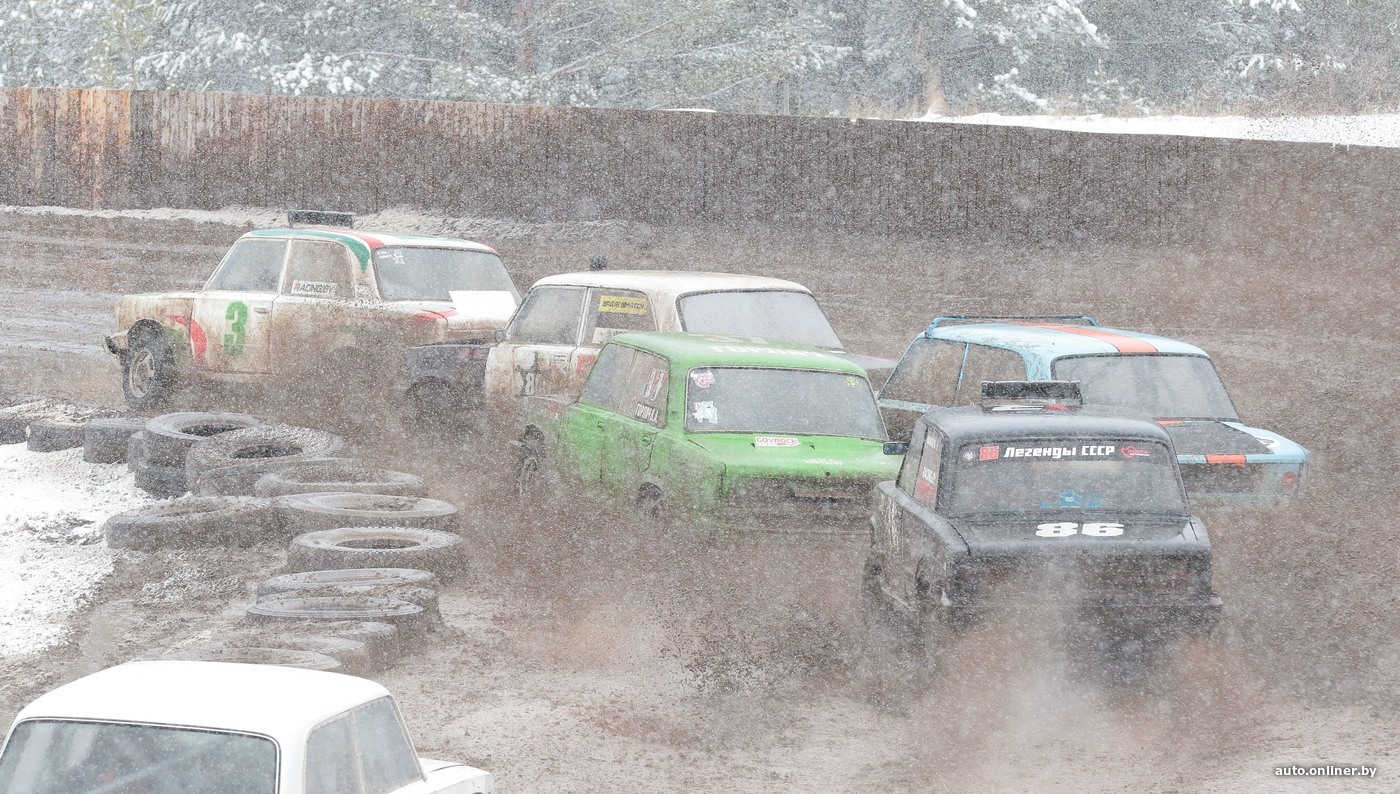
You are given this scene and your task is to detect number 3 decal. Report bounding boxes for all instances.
[223,301,249,358]
[1035,522,1124,537]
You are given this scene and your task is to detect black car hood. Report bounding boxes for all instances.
[1162,421,1271,455]
[950,514,1204,558]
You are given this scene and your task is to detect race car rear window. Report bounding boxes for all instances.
[373,248,517,302]
[684,367,883,439]
[205,238,287,292]
[1053,354,1238,420]
[946,439,1186,516]
[677,290,843,349]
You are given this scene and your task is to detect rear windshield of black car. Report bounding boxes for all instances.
[1053,354,1238,420]
[946,439,1187,516]
[373,247,517,302]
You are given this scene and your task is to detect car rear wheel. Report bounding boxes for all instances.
[636,485,667,519]
[122,330,178,409]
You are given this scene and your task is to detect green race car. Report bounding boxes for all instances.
[516,332,900,534]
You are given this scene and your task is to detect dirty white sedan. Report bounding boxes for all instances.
[0,660,493,793]
[105,212,520,408]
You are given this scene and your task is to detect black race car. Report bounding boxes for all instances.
[862,381,1222,662]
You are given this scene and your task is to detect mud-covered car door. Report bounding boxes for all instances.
[597,349,669,495]
[873,421,953,614]
[484,286,587,399]
[191,237,288,374]
[557,343,635,485]
[268,238,358,375]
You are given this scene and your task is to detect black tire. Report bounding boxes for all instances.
[256,567,437,598]
[253,460,426,498]
[515,432,553,502]
[133,460,189,498]
[26,419,85,452]
[122,329,179,409]
[257,585,440,621]
[185,425,345,488]
[180,633,376,675]
[636,484,668,520]
[126,430,147,470]
[191,460,313,497]
[278,492,459,533]
[103,497,281,550]
[285,527,465,579]
[144,411,269,466]
[250,620,402,670]
[0,415,27,445]
[163,646,343,672]
[246,595,431,635]
[84,417,148,464]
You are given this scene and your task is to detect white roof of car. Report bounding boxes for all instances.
[532,270,811,301]
[13,661,388,738]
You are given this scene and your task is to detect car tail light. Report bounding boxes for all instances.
[1281,470,1299,490]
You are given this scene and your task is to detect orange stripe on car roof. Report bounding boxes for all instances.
[1022,323,1160,354]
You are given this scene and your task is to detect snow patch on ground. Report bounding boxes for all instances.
[0,443,154,658]
[915,111,1400,148]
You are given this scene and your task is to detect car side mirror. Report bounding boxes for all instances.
[883,442,909,456]
[493,328,507,343]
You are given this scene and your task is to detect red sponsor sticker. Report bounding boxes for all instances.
[690,370,716,388]
[1120,445,1151,459]
[979,445,1000,461]
[755,436,800,447]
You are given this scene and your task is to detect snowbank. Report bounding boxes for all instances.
[914,111,1400,149]
[0,443,154,657]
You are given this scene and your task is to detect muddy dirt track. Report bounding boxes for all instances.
[0,207,1397,791]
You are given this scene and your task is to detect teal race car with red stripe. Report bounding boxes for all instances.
[104,211,520,407]
[876,316,1307,507]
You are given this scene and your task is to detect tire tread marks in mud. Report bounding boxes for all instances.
[278,492,459,533]
[103,497,281,549]
[285,526,465,579]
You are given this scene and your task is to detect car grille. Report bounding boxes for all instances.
[1179,462,1266,494]
[725,479,871,523]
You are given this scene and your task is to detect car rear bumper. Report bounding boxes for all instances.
[946,593,1223,633]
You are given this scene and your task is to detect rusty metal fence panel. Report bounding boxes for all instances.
[0,87,1396,246]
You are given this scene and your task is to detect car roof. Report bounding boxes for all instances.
[612,332,865,375]
[12,661,387,739]
[532,270,810,301]
[243,227,497,270]
[924,406,1175,446]
[924,321,1207,359]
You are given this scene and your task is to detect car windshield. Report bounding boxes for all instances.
[0,719,277,794]
[946,439,1187,516]
[684,366,884,439]
[1053,354,1238,420]
[373,247,518,301]
[676,290,843,349]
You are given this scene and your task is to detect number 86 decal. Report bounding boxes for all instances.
[1035,522,1124,537]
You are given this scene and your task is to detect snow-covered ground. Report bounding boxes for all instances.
[915,111,1400,148]
[0,442,152,658]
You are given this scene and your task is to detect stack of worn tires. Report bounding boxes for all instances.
[120,454,468,675]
